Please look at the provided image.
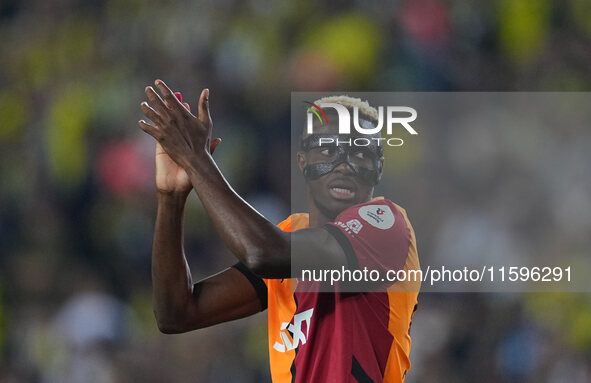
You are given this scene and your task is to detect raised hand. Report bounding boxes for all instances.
[139,82,221,194]
[139,80,220,169]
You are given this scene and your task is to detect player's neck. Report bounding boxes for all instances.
[307,198,332,228]
[308,209,330,228]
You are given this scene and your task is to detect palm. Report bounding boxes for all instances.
[155,142,191,193]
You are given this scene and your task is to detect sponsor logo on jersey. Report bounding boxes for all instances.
[358,204,395,229]
[336,221,352,235]
[273,308,314,353]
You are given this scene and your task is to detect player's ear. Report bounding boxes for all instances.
[297,151,307,172]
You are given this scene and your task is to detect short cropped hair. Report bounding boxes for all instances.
[312,95,379,124]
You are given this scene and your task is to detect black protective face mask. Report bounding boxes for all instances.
[301,134,383,185]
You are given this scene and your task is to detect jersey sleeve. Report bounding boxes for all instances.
[231,262,268,310]
[324,200,411,274]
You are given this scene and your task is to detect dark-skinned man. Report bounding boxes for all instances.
[138,80,419,382]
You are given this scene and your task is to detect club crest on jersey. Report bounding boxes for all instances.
[358,205,395,229]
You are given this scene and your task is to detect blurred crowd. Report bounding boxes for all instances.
[0,0,590,382]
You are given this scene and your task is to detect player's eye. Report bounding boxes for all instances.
[349,149,377,168]
[350,149,373,160]
[320,147,337,156]
[353,151,366,159]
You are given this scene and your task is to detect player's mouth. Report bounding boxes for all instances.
[328,183,356,200]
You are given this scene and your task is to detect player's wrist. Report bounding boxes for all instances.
[157,190,190,204]
[183,150,215,177]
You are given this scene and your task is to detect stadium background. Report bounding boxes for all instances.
[0,0,590,381]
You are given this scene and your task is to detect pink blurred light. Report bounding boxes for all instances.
[97,140,152,197]
[400,0,451,45]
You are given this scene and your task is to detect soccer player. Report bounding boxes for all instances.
[138,80,420,382]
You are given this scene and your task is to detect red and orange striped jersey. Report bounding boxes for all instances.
[262,199,420,383]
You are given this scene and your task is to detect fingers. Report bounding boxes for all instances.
[210,137,222,154]
[198,88,211,124]
[145,85,168,115]
[176,92,192,112]
[138,120,161,140]
[144,79,185,116]
[155,79,184,111]
[141,102,160,124]
[139,81,211,150]
[139,80,186,144]
[172,90,192,113]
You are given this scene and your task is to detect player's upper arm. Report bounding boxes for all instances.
[172,264,267,332]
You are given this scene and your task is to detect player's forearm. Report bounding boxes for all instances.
[152,192,194,332]
[185,153,290,278]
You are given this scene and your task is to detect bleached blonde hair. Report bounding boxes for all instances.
[312,95,379,123]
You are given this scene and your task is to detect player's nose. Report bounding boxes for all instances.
[333,161,355,175]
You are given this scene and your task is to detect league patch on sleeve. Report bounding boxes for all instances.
[358,204,395,230]
[346,219,363,234]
